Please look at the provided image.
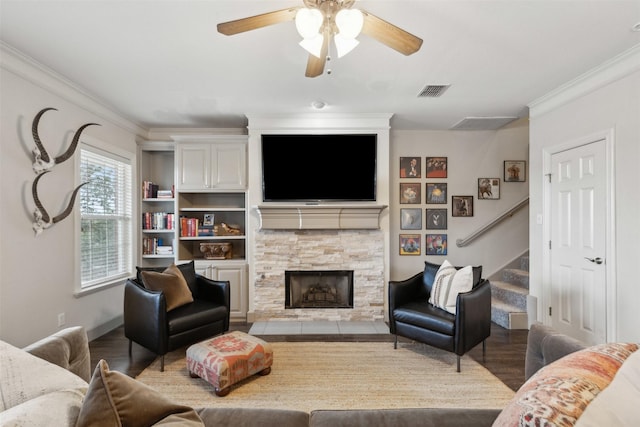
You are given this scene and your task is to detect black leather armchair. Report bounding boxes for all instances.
[124,261,230,371]
[389,261,491,372]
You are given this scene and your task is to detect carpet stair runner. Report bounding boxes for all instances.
[490,252,529,330]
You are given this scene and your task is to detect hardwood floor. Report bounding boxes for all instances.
[89,322,528,392]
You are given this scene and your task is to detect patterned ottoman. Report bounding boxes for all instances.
[186,331,273,396]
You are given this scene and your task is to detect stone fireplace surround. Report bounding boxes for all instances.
[252,229,385,322]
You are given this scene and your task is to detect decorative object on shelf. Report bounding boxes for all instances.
[400,208,422,230]
[426,183,447,204]
[478,178,500,200]
[399,157,421,178]
[399,234,421,256]
[452,195,474,217]
[426,208,447,230]
[504,160,526,182]
[31,107,100,174]
[217,0,422,78]
[426,234,448,255]
[400,183,421,204]
[203,213,215,226]
[32,171,88,236]
[425,157,448,178]
[219,223,242,236]
[200,242,233,260]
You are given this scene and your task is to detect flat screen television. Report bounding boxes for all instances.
[261,134,377,202]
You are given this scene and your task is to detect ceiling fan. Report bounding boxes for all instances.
[217,0,423,78]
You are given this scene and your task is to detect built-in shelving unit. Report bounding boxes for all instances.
[138,142,177,267]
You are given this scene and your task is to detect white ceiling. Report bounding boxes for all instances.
[1,0,639,131]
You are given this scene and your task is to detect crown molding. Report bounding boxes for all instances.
[529,43,640,118]
[1,41,147,137]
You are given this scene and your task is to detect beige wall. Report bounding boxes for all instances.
[389,121,530,282]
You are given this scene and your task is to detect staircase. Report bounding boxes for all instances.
[490,252,529,329]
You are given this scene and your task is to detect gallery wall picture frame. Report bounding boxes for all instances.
[426,208,447,230]
[426,234,447,255]
[399,157,421,178]
[504,160,526,182]
[452,195,474,217]
[399,234,421,255]
[425,157,448,178]
[478,178,500,200]
[400,208,422,230]
[400,183,421,204]
[426,183,447,204]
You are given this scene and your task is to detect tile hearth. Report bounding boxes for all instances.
[248,320,389,336]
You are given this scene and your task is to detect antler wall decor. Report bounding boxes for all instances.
[32,171,88,236]
[31,107,100,174]
[28,107,100,236]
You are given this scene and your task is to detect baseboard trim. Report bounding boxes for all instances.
[87,315,123,341]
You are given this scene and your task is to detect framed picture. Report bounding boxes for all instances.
[203,213,215,226]
[426,183,447,204]
[504,160,526,182]
[400,183,421,204]
[399,234,421,255]
[452,195,474,217]
[426,234,447,255]
[425,157,447,178]
[478,178,500,200]
[426,208,447,230]
[400,208,422,230]
[399,157,421,178]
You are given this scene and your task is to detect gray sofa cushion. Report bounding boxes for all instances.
[309,408,501,427]
[524,322,587,380]
[197,407,309,427]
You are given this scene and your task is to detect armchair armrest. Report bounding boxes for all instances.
[455,279,492,355]
[195,275,231,330]
[124,279,168,354]
[389,271,427,333]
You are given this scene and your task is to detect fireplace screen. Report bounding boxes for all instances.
[285,270,354,309]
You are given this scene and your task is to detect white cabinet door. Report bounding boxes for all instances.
[211,144,246,189]
[177,141,246,190]
[177,144,209,190]
[193,260,247,320]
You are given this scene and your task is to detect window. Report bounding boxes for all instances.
[79,144,133,290]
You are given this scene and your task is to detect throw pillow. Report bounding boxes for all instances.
[428,260,474,314]
[492,342,639,427]
[141,263,193,311]
[76,359,204,427]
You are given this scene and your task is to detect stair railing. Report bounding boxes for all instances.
[456,197,529,247]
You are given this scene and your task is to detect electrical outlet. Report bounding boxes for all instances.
[57,312,66,327]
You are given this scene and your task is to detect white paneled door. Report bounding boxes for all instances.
[550,139,607,345]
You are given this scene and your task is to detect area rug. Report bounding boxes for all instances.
[136,341,515,412]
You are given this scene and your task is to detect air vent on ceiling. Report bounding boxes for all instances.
[418,84,450,98]
[450,116,519,131]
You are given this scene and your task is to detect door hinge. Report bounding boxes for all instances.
[549,240,552,250]
[548,306,552,316]
[545,173,552,183]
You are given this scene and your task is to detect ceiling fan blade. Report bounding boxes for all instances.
[360,10,423,56]
[305,34,329,78]
[217,7,299,35]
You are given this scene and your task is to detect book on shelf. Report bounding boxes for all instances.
[142,212,174,230]
[142,181,174,199]
[142,237,174,256]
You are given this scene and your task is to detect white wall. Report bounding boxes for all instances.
[529,45,640,342]
[0,45,144,347]
[389,120,530,282]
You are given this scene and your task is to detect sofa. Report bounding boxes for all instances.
[1,324,638,426]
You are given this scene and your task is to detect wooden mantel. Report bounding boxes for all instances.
[255,205,388,230]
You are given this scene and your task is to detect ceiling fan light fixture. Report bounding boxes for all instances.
[299,34,325,58]
[295,8,323,39]
[335,9,364,39]
[334,33,359,58]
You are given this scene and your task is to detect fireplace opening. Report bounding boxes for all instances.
[285,270,354,309]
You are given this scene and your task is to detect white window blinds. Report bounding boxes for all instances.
[79,146,133,288]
